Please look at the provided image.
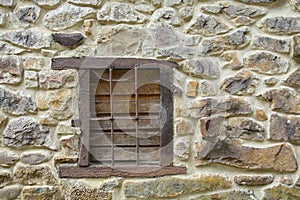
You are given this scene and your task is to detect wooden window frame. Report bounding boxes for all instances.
[52,57,187,178]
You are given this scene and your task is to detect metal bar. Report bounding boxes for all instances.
[135,65,139,165]
[109,68,114,166]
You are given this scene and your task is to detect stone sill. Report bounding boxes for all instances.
[59,164,187,178]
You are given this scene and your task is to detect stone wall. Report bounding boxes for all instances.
[0,0,300,199]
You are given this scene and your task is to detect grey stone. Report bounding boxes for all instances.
[0,30,51,49]
[264,185,300,200]
[0,185,22,200]
[0,0,14,7]
[200,5,222,14]
[238,0,277,3]
[220,71,257,95]
[149,25,179,48]
[244,51,289,74]
[259,17,300,34]
[0,150,19,167]
[179,6,193,20]
[200,116,223,139]
[221,2,266,18]
[165,0,181,6]
[252,35,290,53]
[0,56,22,85]
[68,0,101,7]
[270,114,300,144]
[176,118,194,136]
[200,81,217,96]
[39,69,77,89]
[0,11,5,26]
[234,175,274,186]
[199,27,249,56]
[0,41,25,55]
[0,112,6,126]
[44,4,94,31]
[32,0,60,7]
[56,123,77,135]
[284,69,300,88]
[60,135,79,156]
[20,152,50,165]
[174,136,190,160]
[0,171,12,188]
[260,88,300,114]
[191,190,257,200]
[22,186,62,200]
[264,77,278,86]
[24,71,38,88]
[151,7,180,26]
[190,97,252,118]
[52,32,84,48]
[23,57,43,71]
[184,58,220,79]
[157,45,196,59]
[293,0,300,11]
[293,34,300,58]
[186,14,231,36]
[3,117,55,149]
[0,87,36,115]
[15,6,41,25]
[233,16,255,26]
[48,89,74,120]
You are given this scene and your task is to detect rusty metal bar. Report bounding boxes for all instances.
[109,68,114,166]
[135,65,139,165]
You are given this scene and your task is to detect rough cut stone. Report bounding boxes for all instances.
[36,91,49,110]
[293,34,300,58]
[68,0,101,7]
[224,118,265,141]
[176,118,194,136]
[200,81,217,97]
[0,11,5,26]
[284,69,300,88]
[0,55,22,85]
[191,190,257,200]
[3,117,54,149]
[238,0,277,3]
[40,114,59,126]
[201,5,222,14]
[199,27,249,56]
[0,30,51,49]
[52,32,84,48]
[151,7,180,26]
[83,19,94,35]
[190,97,252,118]
[15,6,41,25]
[234,175,274,186]
[280,176,293,186]
[186,80,198,97]
[233,16,255,26]
[0,87,36,115]
[200,116,223,139]
[256,109,268,121]
[33,0,60,7]
[0,150,19,167]
[222,51,243,70]
[0,185,22,199]
[0,171,12,187]
[186,14,231,36]
[221,2,266,18]
[264,77,278,86]
[174,136,190,160]
[0,41,25,55]
[260,88,300,114]
[259,17,300,34]
[24,71,38,88]
[123,175,231,198]
[244,51,289,74]
[270,114,300,144]
[23,57,43,71]
[0,112,6,126]
[252,35,290,53]
[293,0,300,11]
[165,0,181,6]
[197,139,298,172]
[157,45,196,59]
[44,4,94,31]
[263,185,300,199]
[0,0,14,7]
[39,69,77,89]
[97,3,146,23]
[14,165,56,185]
[20,152,50,165]
[220,71,257,95]
[60,135,79,156]
[184,58,220,79]
[179,6,193,20]
[54,156,77,165]
[56,123,77,135]
[149,25,179,48]
[48,89,74,120]
[22,186,62,200]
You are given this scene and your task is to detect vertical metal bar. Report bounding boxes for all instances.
[135,65,139,165]
[110,67,114,166]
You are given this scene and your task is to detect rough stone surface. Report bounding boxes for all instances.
[68,0,101,7]
[0,185,22,200]
[200,116,223,140]
[179,6,193,20]
[97,2,146,23]
[22,186,62,200]
[56,123,77,135]
[263,185,300,199]
[221,2,266,18]
[222,51,243,70]
[39,69,77,89]
[293,34,300,58]
[60,135,79,156]
[244,51,289,74]
[0,0,14,7]
[0,150,19,167]
[284,68,300,88]
[259,17,300,34]
[44,4,94,31]
[233,16,255,27]
[199,81,217,97]
[190,97,252,118]
[33,0,60,7]
[52,32,84,48]
[0,87,36,115]
[238,0,277,3]
[186,14,231,36]
[157,45,196,59]
[220,71,257,95]
[0,41,25,55]
[0,171,12,187]
[197,139,298,172]
[15,6,41,26]
[252,35,290,53]
[260,88,300,114]
[186,80,198,97]
[123,175,231,198]
[149,25,179,48]
[256,109,268,121]
[0,55,22,85]
[0,112,6,126]
[20,152,50,165]
[293,0,300,11]
[24,70,38,88]
[48,89,74,120]
[14,165,56,185]
[199,27,249,56]
[264,77,278,86]
[0,30,51,49]
[151,7,180,26]
[201,5,222,14]
[174,136,190,160]
[3,117,54,149]
[176,118,194,136]
[184,58,220,79]
[270,114,300,144]
[23,57,43,71]
[191,190,257,200]
[234,175,274,186]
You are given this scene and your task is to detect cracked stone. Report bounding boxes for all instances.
[52,32,84,48]
[15,5,41,26]
[253,35,290,53]
[234,175,274,186]
[184,58,220,79]
[0,150,19,167]
[284,69,300,88]
[221,2,266,18]
[259,16,300,34]
[0,55,22,85]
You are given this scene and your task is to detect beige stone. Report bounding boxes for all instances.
[186,80,198,97]
[256,109,268,121]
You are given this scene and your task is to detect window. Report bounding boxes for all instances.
[52,58,186,178]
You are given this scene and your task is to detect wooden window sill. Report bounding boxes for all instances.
[59,164,187,178]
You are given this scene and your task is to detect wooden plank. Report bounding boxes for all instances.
[78,69,90,166]
[59,165,187,178]
[93,119,160,131]
[52,57,179,70]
